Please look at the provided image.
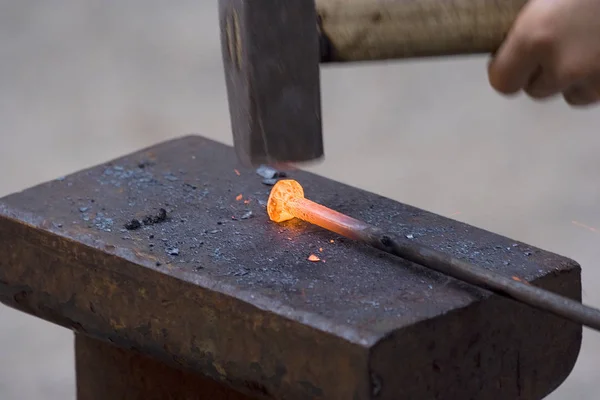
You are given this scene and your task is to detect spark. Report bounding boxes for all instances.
[234,169,240,176]
[572,220,598,233]
[236,194,243,201]
[512,276,530,285]
[307,254,320,262]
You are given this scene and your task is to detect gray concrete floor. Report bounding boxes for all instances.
[1,2,599,399]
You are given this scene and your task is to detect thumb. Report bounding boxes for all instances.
[488,33,540,95]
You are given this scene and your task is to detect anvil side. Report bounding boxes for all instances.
[0,135,582,399]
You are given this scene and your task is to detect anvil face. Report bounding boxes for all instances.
[0,135,581,399]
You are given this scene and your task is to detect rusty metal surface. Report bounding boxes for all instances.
[0,135,582,399]
[76,334,256,400]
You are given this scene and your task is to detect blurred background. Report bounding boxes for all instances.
[1,1,599,399]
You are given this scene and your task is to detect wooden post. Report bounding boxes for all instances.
[75,334,256,400]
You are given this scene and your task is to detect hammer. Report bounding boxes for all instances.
[219,0,527,167]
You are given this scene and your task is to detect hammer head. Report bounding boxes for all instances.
[219,0,323,168]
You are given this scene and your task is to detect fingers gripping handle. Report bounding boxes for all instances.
[317,0,528,62]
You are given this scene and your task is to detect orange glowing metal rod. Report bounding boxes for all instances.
[267,180,371,241]
[268,179,600,333]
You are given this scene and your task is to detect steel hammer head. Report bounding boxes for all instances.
[219,0,323,168]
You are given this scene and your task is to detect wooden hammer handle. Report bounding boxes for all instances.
[317,0,528,62]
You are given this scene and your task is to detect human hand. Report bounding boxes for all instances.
[488,0,600,107]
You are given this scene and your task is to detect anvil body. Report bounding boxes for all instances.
[0,135,581,399]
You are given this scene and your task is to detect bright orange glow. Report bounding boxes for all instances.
[267,180,304,222]
[308,254,320,262]
[512,276,530,285]
[236,194,243,201]
[244,199,251,204]
[267,180,371,241]
[319,247,323,252]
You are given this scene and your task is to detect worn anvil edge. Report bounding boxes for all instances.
[0,213,583,400]
[0,211,373,399]
[0,204,380,345]
[368,268,582,399]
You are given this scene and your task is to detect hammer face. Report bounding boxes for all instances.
[219,0,324,167]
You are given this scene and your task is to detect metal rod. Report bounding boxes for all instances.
[268,179,600,332]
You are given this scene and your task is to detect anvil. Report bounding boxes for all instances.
[0,135,581,399]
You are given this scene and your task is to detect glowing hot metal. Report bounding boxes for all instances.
[267,179,371,240]
[268,179,600,333]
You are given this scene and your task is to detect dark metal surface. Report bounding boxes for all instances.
[219,0,324,167]
[368,226,600,331]
[0,135,582,399]
[274,188,600,331]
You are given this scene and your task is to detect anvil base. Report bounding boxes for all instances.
[0,135,582,399]
[75,334,253,399]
